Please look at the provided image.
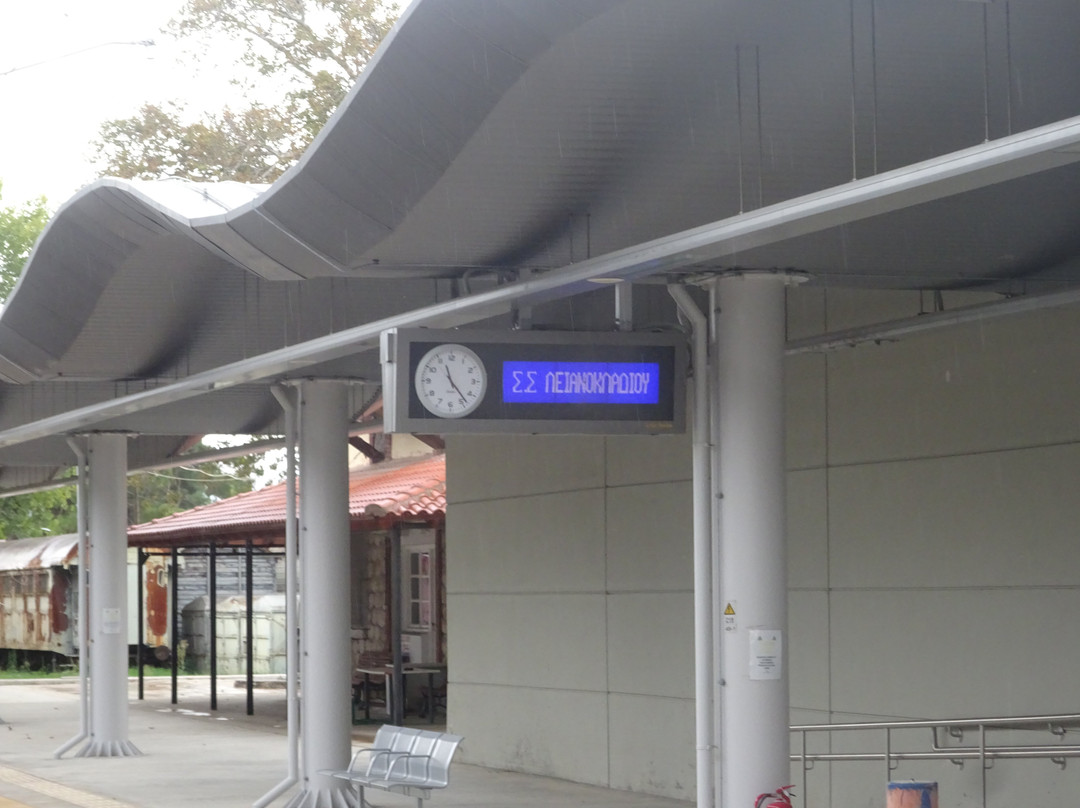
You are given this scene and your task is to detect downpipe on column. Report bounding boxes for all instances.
[669,284,716,808]
[254,385,302,808]
[54,436,90,758]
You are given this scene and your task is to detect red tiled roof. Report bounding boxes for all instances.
[128,453,445,542]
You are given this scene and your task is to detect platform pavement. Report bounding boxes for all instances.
[0,677,688,808]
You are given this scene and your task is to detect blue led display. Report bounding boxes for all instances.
[502,361,660,404]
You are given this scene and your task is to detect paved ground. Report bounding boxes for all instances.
[0,677,688,808]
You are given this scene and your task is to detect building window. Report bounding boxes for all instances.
[407,549,432,630]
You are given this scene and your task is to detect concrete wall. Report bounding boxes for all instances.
[446,433,696,799]
[445,289,1080,805]
[788,289,1080,807]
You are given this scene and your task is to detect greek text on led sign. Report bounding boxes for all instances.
[502,361,660,404]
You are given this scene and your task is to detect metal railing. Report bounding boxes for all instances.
[790,713,1080,808]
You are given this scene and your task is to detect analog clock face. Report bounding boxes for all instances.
[414,344,487,418]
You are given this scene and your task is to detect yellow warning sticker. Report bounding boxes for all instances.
[723,603,735,615]
[722,600,737,632]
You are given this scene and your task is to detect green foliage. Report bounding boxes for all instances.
[94,0,399,183]
[0,183,49,301]
[0,441,275,539]
[0,485,78,541]
[128,440,265,524]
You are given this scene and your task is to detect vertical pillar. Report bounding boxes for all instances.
[171,546,179,705]
[137,548,145,700]
[715,274,788,808]
[287,380,353,808]
[390,525,404,725]
[210,541,218,711]
[79,433,141,757]
[246,538,255,716]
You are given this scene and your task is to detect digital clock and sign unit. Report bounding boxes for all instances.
[381,328,686,435]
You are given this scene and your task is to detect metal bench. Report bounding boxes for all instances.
[322,725,463,808]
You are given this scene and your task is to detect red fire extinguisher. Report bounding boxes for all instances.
[754,785,795,808]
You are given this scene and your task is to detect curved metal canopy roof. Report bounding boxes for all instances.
[1,0,1080,488]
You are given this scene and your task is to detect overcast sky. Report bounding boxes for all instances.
[0,0,243,207]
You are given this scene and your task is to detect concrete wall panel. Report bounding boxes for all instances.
[447,435,605,503]
[830,588,1080,718]
[450,593,607,691]
[786,352,828,470]
[606,592,693,699]
[449,682,609,785]
[605,481,692,593]
[448,489,606,594]
[786,286,826,341]
[829,444,1080,589]
[788,590,830,713]
[608,693,696,799]
[787,468,829,590]
[827,307,1080,465]
[605,433,690,487]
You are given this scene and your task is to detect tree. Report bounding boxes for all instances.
[128,440,267,525]
[0,485,77,541]
[94,0,399,183]
[0,183,49,301]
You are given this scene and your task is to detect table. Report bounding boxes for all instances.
[353,664,446,724]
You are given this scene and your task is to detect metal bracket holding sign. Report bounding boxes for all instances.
[381,328,686,435]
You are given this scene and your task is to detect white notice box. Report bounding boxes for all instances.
[102,607,121,635]
[749,629,782,680]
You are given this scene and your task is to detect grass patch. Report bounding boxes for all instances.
[0,667,77,680]
[0,652,175,680]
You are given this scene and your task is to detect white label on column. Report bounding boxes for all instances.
[749,629,782,680]
[102,607,121,634]
[723,601,737,632]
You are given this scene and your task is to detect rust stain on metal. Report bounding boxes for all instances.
[0,536,80,657]
[145,558,169,645]
[50,571,70,634]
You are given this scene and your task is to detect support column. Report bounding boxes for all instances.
[286,380,354,808]
[715,274,788,808]
[79,433,141,757]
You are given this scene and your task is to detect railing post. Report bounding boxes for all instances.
[980,723,988,808]
[801,730,809,808]
[885,727,892,781]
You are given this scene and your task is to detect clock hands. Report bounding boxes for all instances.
[444,364,468,404]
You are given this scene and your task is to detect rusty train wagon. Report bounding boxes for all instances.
[0,533,79,666]
[0,534,171,668]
